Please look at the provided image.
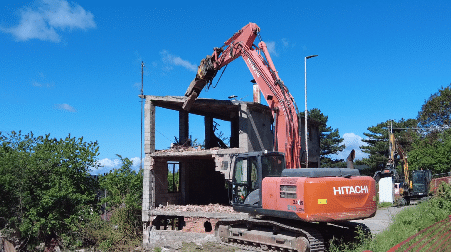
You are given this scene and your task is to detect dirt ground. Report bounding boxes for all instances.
[146,230,236,252]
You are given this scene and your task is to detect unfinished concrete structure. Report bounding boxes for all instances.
[141,95,320,247]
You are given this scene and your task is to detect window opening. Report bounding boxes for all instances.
[167,161,180,193]
[262,154,285,178]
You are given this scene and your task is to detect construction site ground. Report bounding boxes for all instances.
[145,204,416,251]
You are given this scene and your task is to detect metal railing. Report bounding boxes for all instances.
[387,215,451,251]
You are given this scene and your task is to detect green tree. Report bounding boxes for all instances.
[300,108,345,167]
[97,155,143,249]
[361,119,418,173]
[167,170,180,192]
[417,84,451,129]
[408,129,451,174]
[0,131,99,250]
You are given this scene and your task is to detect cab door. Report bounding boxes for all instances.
[232,156,260,206]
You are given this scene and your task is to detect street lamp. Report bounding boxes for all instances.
[304,54,318,168]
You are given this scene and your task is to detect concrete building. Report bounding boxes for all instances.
[140,95,320,247]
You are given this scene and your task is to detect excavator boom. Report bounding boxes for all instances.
[183,22,301,168]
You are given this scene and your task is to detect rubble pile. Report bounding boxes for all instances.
[154,203,235,213]
[157,144,203,153]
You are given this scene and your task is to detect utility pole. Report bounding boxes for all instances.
[141,61,145,171]
[304,55,318,168]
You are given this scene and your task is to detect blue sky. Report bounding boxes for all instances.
[1,0,450,173]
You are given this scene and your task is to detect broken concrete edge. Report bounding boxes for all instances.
[147,210,249,219]
[149,147,242,157]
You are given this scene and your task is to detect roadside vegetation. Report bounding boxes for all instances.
[329,182,451,252]
[0,131,142,251]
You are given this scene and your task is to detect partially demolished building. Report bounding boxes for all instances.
[141,94,320,247]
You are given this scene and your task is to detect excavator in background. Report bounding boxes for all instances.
[182,23,376,251]
[374,132,432,205]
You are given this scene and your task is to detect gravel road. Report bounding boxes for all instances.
[352,204,416,235]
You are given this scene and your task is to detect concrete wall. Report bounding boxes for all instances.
[147,157,229,207]
[238,103,274,153]
[152,158,182,206]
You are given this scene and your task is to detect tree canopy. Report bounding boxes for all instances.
[417,84,451,129]
[0,131,99,249]
[408,129,451,174]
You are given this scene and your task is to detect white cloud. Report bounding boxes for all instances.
[98,158,121,168]
[32,82,43,87]
[130,157,143,168]
[282,38,289,48]
[32,72,55,88]
[265,41,278,57]
[92,157,142,174]
[134,82,143,91]
[1,0,96,42]
[160,50,197,73]
[281,38,296,49]
[332,133,369,161]
[54,103,76,112]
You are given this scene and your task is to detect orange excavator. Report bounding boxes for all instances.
[183,23,376,251]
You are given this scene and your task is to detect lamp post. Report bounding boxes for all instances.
[304,55,318,168]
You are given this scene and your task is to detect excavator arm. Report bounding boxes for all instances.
[182,23,301,168]
[389,133,411,189]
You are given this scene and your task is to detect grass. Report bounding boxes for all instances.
[329,182,451,252]
[378,202,393,209]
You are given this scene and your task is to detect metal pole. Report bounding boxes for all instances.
[141,61,144,171]
[304,57,308,168]
[304,55,318,168]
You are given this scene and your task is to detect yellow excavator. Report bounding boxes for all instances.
[374,132,431,205]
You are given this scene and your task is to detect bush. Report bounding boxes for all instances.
[0,131,99,250]
[78,155,143,251]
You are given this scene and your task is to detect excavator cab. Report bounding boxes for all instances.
[231,151,285,207]
[411,170,432,197]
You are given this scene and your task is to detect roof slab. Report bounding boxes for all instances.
[141,95,271,122]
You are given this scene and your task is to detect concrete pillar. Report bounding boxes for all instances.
[142,157,155,220]
[143,98,155,223]
[205,116,213,149]
[144,100,155,154]
[239,104,249,153]
[179,111,189,145]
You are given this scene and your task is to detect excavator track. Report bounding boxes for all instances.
[216,218,325,252]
